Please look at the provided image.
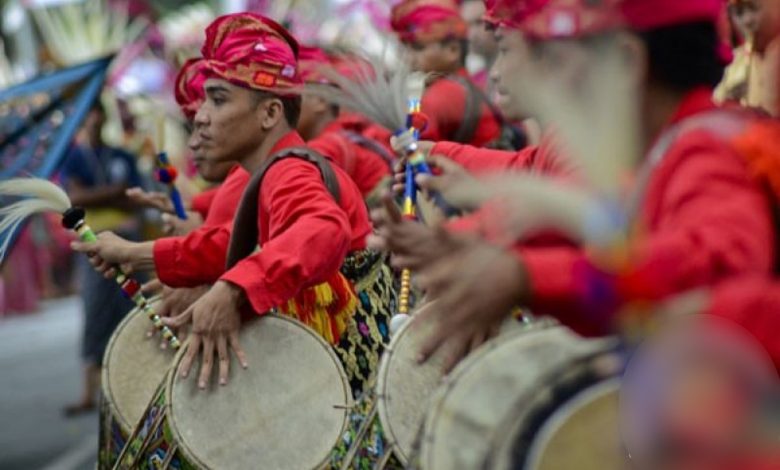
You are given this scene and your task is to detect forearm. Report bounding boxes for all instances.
[69,184,130,208]
[126,241,157,272]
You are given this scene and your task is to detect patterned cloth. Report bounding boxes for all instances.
[391,0,468,44]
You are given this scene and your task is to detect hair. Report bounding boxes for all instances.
[251,89,302,127]
[639,21,725,92]
[440,37,470,66]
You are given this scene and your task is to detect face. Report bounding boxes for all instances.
[193,79,270,164]
[406,39,461,73]
[188,124,234,183]
[731,2,761,41]
[461,0,497,59]
[752,0,780,52]
[491,28,533,116]
[297,91,331,141]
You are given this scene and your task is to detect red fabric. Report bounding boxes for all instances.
[490,0,551,28]
[308,117,393,197]
[219,131,372,315]
[707,277,780,372]
[621,0,723,31]
[298,45,331,83]
[517,89,776,336]
[200,13,301,94]
[420,69,502,147]
[190,187,219,219]
[391,0,468,43]
[154,165,250,287]
[518,0,624,39]
[174,58,208,119]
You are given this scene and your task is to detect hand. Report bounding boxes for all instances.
[415,155,481,211]
[126,187,175,213]
[415,238,529,373]
[142,279,164,295]
[148,285,209,348]
[367,196,465,271]
[390,139,435,195]
[71,231,136,278]
[162,212,204,236]
[165,281,249,389]
[389,132,434,158]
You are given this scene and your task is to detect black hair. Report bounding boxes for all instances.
[640,21,724,92]
[251,90,302,127]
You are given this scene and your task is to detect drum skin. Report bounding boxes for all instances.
[166,315,352,470]
[102,297,176,433]
[418,326,613,470]
[376,303,447,465]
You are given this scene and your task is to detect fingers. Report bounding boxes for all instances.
[142,279,163,295]
[70,240,94,254]
[442,332,471,374]
[179,333,200,379]
[366,233,388,252]
[217,335,229,386]
[382,194,403,223]
[198,336,215,389]
[164,307,193,330]
[230,331,249,369]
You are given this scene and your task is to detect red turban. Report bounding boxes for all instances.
[199,13,302,95]
[391,0,468,43]
[298,45,332,84]
[621,0,724,31]
[174,58,208,119]
[519,0,624,40]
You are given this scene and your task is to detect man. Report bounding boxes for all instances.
[75,13,393,397]
[61,101,144,415]
[461,0,499,92]
[391,0,504,147]
[375,0,778,370]
[744,0,780,114]
[297,46,394,205]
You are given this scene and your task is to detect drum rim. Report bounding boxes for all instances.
[419,324,554,470]
[101,296,165,432]
[164,313,352,470]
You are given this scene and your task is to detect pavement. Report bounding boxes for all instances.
[0,297,98,470]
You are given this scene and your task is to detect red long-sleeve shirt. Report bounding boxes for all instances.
[190,187,219,219]
[153,165,250,286]
[219,131,372,315]
[419,69,502,147]
[516,89,776,336]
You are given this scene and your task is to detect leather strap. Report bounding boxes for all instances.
[451,75,483,144]
[226,147,341,269]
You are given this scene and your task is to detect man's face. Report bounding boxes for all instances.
[491,28,532,116]
[188,124,234,183]
[406,40,460,73]
[297,91,329,141]
[193,79,266,164]
[461,0,497,59]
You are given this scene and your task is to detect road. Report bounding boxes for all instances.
[0,297,98,470]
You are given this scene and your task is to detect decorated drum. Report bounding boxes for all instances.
[115,314,352,470]
[99,297,176,468]
[417,326,615,470]
[485,348,625,470]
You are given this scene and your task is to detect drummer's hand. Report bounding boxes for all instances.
[165,281,249,389]
[126,187,175,213]
[71,231,136,278]
[416,238,529,373]
[367,196,465,271]
[149,285,209,348]
[161,212,204,236]
[142,279,164,296]
[414,156,479,211]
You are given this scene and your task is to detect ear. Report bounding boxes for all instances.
[258,98,285,130]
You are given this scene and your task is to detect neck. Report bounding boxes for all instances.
[642,83,685,152]
[240,124,292,173]
[309,113,336,140]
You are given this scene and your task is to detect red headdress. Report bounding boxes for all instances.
[621,0,724,32]
[391,0,468,43]
[490,0,623,39]
[174,58,208,119]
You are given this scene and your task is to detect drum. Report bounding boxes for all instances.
[333,303,447,469]
[485,348,626,470]
[115,314,352,470]
[99,297,176,468]
[417,326,615,470]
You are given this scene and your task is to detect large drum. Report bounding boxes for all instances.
[417,326,615,470]
[115,314,352,470]
[484,347,625,470]
[99,297,176,468]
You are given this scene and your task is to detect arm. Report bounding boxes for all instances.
[153,224,233,287]
[66,179,132,209]
[219,160,352,315]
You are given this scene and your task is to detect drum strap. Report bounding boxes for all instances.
[226,147,342,269]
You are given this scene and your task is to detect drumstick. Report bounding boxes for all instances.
[0,177,181,349]
[154,117,187,220]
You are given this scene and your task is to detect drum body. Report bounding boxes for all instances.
[99,298,175,468]
[418,326,614,470]
[117,314,352,470]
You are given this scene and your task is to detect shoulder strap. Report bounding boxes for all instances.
[450,75,483,144]
[226,147,341,269]
[339,129,396,170]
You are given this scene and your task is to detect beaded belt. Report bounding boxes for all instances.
[340,249,385,284]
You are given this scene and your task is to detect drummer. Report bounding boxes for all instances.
[373,0,780,369]
[74,13,394,397]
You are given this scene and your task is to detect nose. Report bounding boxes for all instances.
[193,103,209,127]
[489,57,501,84]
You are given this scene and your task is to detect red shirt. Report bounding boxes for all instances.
[307,115,393,197]
[190,187,219,219]
[516,88,776,336]
[420,69,502,147]
[153,165,250,287]
[220,131,372,315]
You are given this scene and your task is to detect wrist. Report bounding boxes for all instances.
[217,280,246,305]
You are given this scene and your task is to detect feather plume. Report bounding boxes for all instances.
[0,178,72,263]
[305,52,426,133]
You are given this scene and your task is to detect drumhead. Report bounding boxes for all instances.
[419,326,613,470]
[167,314,351,470]
[376,303,447,465]
[102,297,175,432]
